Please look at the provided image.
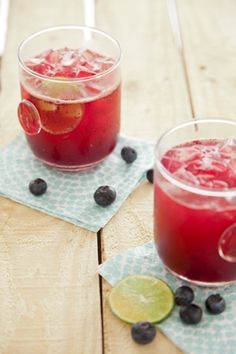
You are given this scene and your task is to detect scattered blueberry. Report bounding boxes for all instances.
[175,286,194,306]
[205,294,226,315]
[29,178,47,196]
[121,146,137,164]
[146,169,154,184]
[94,186,116,207]
[179,304,202,325]
[131,321,156,345]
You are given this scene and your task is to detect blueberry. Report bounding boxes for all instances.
[121,146,137,164]
[175,286,194,306]
[94,186,116,207]
[205,294,226,315]
[131,321,156,345]
[179,304,202,325]
[29,178,47,196]
[146,169,154,184]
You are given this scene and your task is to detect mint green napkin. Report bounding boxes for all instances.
[98,242,236,354]
[0,134,154,232]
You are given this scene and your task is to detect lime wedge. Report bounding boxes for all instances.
[41,79,82,100]
[108,275,174,324]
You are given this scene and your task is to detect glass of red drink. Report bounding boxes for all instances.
[154,118,236,286]
[17,26,121,171]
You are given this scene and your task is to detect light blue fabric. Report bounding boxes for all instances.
[98,242,236,354]
[0,134,154,232]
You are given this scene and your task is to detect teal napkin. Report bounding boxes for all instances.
[98,242,236,354]
[0,134,154,232]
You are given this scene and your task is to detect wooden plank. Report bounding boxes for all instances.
[0,1,102,353]
[177,0,236,118]
[96,0,192,140]
[0,199,101,354]
[0,0,89,146]
[97,0,191,353]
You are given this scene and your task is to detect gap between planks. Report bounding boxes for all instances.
[167,0,195,118]
[97,230,105,354]
[96,2,197,353]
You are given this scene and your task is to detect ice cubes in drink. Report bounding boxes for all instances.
[162,139,236,190]
[173,167,200,186]
[162,146,200,173]
[24,47,116,100]
[25,48,114,79]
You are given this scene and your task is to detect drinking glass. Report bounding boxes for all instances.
[154,118,236,286]
[18,25,121,171]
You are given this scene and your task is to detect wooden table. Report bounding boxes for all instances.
[0,0,235,353]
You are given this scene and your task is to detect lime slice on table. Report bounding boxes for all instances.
[108,275,174,324]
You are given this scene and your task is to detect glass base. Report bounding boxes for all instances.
[165,265,236,287]
[37,156,106,171]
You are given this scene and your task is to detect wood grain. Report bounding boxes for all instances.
[0,199,102,354]
[96,0,192,140]
[177,0,236,118]
[3,0,234,353]
[97,0,191,352]
[0,1,102,353]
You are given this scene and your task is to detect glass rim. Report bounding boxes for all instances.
[18,25,121,84]
[155,117,236,198]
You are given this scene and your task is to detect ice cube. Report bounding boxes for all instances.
[230,159,236,173]
[186,157,227,175]
[207,158,227,172]
[224,137,236,146]
[168,146,200,163]
[197,175,229,190]
[95,56,114,65]
[26,57,44,66]
[228,158,236,186]
[33,63,55,76]
[210,180,229,190]
[161,155,183,173]
[74,65,96,78]
[220,137,236,158]
[84,82,102,96]
[173,167,200,186]
[197,173,215,184]
[60,50,77,67]
[80,49,97,64]
[47,50,61,65]
[95,56,115,71]
[80,49,114,73]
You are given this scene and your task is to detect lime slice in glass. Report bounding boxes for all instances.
[108,275,174,324]
[40,77,83,100]
[37,101,84,135]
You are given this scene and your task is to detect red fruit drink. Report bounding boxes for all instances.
[154,137,236,285]
[18,27,121,171]
[19,48,120,169]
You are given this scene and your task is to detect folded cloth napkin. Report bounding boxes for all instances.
[0,134,154,232]
[98,242,236,354]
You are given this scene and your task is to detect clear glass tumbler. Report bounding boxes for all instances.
[18,25,121,171]
[154,118,236,286]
